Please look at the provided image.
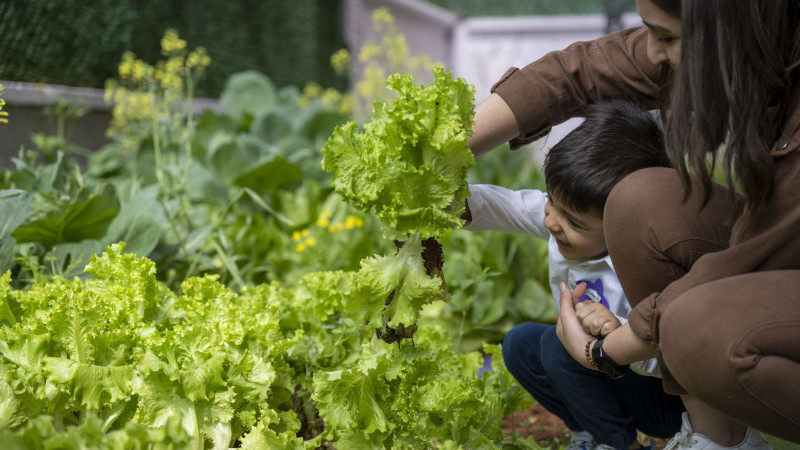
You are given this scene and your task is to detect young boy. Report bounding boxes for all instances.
[464,99,685,450]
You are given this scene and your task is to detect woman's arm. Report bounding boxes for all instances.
[557,282,655,370]
[475,27,664,154]
[468,93,519,157]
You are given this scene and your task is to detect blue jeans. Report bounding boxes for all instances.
[503,323,685,449]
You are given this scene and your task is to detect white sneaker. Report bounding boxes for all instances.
[663,413,772,450]
[595,445,617,450]
[566,431,597,450]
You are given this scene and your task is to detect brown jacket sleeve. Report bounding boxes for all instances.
[628,82,800,343]
[491,26,665,149]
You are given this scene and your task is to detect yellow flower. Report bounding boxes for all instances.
[131,60,153,83]
[344,215,364,229]
[337,93,354,116]
[165,57,184,75]
[161,73,183,92]
[372,8,394,24]
[358,44,380,63]
[330,49,350,74]
[321,89,342,107]
[187,48,211,69]
[161,29,187,55]
[292,231,302,241]
[296,243,306,252]
[0,85,7,124]
[317,217,330,228]
[302,229,309,237]
[303,82,323,98]
[118,53,136,80]
[304,237,316,247]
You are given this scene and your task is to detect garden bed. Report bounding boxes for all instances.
[503,405,671,449]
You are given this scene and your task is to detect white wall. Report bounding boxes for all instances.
[344,0,642,149]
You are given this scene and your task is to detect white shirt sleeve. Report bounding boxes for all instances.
[464,184,550,239]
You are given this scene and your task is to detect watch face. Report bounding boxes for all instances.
[591,338,628,379]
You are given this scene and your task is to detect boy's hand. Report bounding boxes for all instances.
[575,301,621,336]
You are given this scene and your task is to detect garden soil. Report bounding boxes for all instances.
[503,405,670,449]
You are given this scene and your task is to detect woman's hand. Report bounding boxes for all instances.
[575,301,622,336]
[555,282,596,370]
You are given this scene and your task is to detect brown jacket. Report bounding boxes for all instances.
[491,26,800,345]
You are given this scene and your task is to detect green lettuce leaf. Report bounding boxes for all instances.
[321,66,475,239]
[351,233,443,328]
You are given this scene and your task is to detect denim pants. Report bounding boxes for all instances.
[503,322,684,449]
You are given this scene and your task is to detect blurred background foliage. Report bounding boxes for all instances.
[0,0,347,98]
[0,0,634,98]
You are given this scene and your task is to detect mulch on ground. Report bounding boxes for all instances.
[503,405,670,449]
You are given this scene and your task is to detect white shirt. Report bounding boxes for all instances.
[465,184,659,376]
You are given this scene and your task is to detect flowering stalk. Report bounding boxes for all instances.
[0,84,8,124]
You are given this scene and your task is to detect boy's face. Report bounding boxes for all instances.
[544,193,607,261]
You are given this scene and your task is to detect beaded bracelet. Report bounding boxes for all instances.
[585,338,601,371]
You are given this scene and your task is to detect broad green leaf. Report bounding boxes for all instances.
[0,190,32,238]
[294,103,348,149]
[233,156,303,196]
[209,139,252,182]
[251,108,293,144]
[514,278,558,323]
[12,187,119,248]
[104,187,166,258]
[220,71,277,124]
[49,240,105,279]
[184,162,230,205]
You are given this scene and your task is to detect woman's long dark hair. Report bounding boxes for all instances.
[664,0,800,213]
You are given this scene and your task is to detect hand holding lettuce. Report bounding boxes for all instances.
[321,67,476,343]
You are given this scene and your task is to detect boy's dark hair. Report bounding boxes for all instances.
[544,99,671,216]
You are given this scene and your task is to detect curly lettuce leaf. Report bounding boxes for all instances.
[321,66,475,239]
[350,233,443,328]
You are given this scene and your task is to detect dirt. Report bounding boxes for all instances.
[503,405,671,449]
[503,403,571,447]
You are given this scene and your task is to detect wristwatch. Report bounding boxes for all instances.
[591,338,629,379]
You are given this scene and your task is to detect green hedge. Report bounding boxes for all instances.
[0,0,347,97]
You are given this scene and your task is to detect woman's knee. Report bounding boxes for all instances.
[658,273,800,434]
[659,272,800,390]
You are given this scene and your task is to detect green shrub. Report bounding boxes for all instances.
[0,0,347,97]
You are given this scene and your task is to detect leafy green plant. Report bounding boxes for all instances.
[425,147,555,352]
[0,244,535,448]
[301,7,438,122]
[2,31,379,292]
[322,66,475,344]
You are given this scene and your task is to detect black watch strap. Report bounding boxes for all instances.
[591,338,629,379]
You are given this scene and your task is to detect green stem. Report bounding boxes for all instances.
[102,403,127,433]
[150,90,167,196]
[191,408,202,450]
[180,71,196,191]
[455,307,467,352]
